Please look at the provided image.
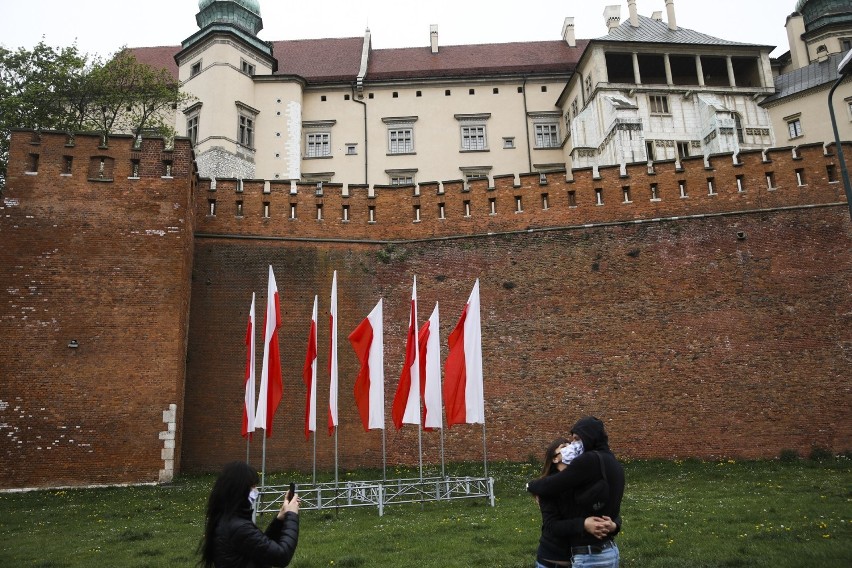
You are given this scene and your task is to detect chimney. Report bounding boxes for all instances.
[604,5,622,32]
[665,0,677,31]
[651,11,663,22]
[562,17,576,47]
[628,0,639,27]
[430,24,439,54]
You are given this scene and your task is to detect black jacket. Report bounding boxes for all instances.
[213,507,299,568]
[527,417,625,548]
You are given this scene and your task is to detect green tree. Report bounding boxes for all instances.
[0,41,89,187]
[0,43,191,188]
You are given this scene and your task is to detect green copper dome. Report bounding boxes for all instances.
[198,0,261,16]
[196,0,264,36]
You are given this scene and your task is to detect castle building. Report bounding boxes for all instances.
[761,0,852,147]
[128,0,819,187]
[563,1,776,172]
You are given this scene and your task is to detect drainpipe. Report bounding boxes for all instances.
[522,76,532,172]
[352,85,368,185]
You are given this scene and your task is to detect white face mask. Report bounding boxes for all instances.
[560,440,584,464]
[248,488,259,507]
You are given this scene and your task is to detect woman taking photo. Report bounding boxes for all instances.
[199,461,300,568]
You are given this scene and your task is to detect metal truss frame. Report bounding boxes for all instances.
[256,476,494,517]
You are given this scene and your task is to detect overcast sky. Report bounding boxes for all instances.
[1,0,796,58]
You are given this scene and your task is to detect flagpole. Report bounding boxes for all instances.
[481,423,488,479]
[418,423,423,481]
[382,427,386,481]
[312,433,316,484]
[334,429,339,487]
[246,438,250,464]
[440,425,446,479]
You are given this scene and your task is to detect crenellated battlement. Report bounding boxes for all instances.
[7,129,194,183]
[6,129,849,242]
[194,142,850,242]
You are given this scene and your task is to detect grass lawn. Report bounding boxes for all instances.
[0,458,849,567]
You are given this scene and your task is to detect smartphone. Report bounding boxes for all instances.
[286,482,295,502]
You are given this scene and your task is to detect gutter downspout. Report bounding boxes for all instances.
[353,28,371,185]
[522,77,532,172]
[352,86,367,185]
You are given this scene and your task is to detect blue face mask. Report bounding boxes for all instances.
[248,488,259,507]
[560,440,584,464]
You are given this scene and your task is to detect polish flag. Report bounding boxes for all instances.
[392,277,420,430]
[443,279,485,428]
[303,295,318,440]
[242,293,256,440]
[349,299,385,431]
[419,302,443,430]
[254,266,283,437]
[328,271,338,436]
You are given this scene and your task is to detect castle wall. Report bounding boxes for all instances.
[0,131,195,489]
[2,129,850,488]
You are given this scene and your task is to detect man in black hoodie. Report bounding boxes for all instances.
[527,416,625,567]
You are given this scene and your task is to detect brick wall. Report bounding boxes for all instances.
[2,129,851,488]
[0,131,195,488]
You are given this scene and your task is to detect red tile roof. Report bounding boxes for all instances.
[367,40,589,81]
[130,46,180,79]
[271,37,364,83]
[129,37,587,84]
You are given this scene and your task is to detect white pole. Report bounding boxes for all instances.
[418,423,423,481]
[334,429,339,487]
[382,428,387,481]
[312,433,316,484]
[481,423,488,478]
[440,426,446,479]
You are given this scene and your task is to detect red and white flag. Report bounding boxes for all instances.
[328,271,338,435]
[254,265,283,437]
[419,302,443,430]
[443,279,484,428]
[392,277,420,430]
[303,295,318,440]
[349,299,385,431]
[242,293,256,440]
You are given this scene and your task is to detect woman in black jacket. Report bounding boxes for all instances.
[199,461,300,568]
[528,417,624,568]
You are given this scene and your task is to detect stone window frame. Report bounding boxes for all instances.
[382,116,418,155]
[183,102,203,146]
[530,111,562,149]
[784,113,803,140]
[236,101,259,150]
[303,120,336,159]
[456,113,491,152]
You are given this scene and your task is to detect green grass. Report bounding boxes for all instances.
[0,458,850,567]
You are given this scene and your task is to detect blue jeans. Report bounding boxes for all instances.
[570,542,619,567]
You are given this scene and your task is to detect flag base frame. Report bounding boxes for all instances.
[256,475,494,517]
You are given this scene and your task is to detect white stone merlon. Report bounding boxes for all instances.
[159,403,177,483]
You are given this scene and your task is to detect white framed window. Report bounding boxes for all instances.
[383,116,417,154]
[190,61,201,77]
[788,119,802,138]
[236,102,259,149]
[649,95,670,114]
[455,113,490,151]
[303,120,336,158]
[534,123,560,148]
[346,144,357,155]
[503,137,515,149]
[240,59,255,75]
[461,126,486,150]
[571,99,579,117]
[676,141,690,160]
[238,115,254,148]
[391,175,414,186]
[786,115,803,139]
[186,113,199,146]
[389,129,413,153]
[306,133,330,157]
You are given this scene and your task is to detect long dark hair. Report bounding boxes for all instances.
[198,461,260,567]
[539,437,570,478]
